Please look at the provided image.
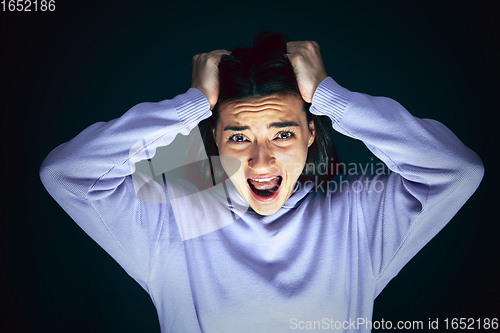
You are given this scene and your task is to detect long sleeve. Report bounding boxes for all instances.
[39,88,211,289]
[310,77,484,295]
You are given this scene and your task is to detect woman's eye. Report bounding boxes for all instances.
[276,131,294,140]
[230,134,248,143]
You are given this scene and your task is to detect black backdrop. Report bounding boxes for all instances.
[2,1,498,332]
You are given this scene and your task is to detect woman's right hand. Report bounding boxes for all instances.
[191,49,230,110]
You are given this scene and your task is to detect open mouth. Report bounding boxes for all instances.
[247,176,283,199]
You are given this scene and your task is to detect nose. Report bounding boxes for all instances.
[247,142,276,173]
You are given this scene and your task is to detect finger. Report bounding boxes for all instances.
[211,50,231,62]
[205,50,231,67]
[207,49,231,56]
[286,52,304,66]
[310,41,320,50]
[302,40,319,51]
[192,50,229,62]
[287,41,320,54]
[286,41,301,54]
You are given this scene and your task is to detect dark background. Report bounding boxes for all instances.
[2,1,498,332]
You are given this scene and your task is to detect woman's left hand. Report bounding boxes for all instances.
[287,41,328,103]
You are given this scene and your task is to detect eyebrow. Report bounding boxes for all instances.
[223,121,300,131]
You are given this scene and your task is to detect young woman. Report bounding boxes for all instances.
[40,32,484,332]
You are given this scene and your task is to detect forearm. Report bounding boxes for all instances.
[311,77,484,207]
[40,88,211,201]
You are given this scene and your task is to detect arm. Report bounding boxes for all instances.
[312,77,484,294]
[39,49,228,288]
[39,89,210,288]
[288,41,484,294]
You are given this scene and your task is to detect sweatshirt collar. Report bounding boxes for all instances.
[220,179,315,216]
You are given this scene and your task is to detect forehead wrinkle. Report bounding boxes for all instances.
[231,102,288,113]
[223,94,300,113]
[218,94,306,131]
[230,108,287,117]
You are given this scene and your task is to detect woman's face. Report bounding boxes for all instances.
[214,94,315,215]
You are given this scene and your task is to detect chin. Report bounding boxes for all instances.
[249,201,283,216]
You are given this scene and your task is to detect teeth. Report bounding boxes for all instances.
[250,176,276,182]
